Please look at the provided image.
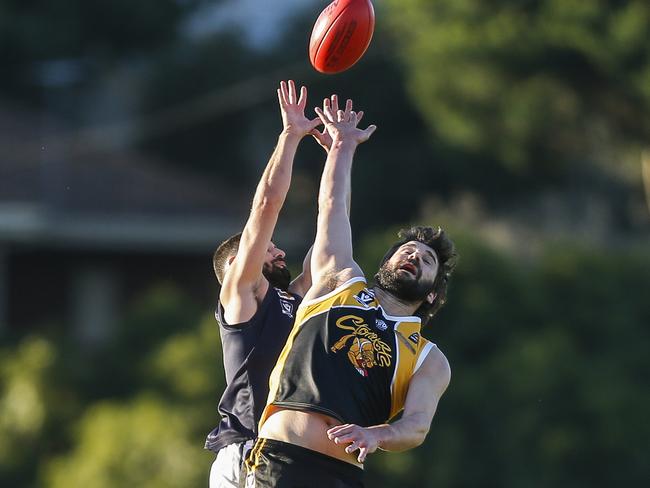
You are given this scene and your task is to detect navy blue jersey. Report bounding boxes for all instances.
[205,286,301,453]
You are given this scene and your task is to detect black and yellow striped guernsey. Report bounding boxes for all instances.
[260,277,435,428]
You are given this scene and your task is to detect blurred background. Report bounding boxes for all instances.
[1,0,649,486]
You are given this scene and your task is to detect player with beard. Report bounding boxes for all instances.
[244,98,458,487]
[205,80,323,488]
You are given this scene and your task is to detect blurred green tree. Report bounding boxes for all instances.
[41,395,208,488]
[0,337,57,485]
[384,0,650,178]
[144,313,224,404]
[36,299,220,487]
[61,283,203,401]
[2,230,648,487]
[360,227,650,487]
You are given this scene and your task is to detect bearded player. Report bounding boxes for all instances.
[244,97,458,487]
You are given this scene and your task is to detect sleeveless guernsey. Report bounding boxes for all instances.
[260,277,434,428]
[205,286,301,453]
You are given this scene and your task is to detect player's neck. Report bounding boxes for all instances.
[372,286,421,318]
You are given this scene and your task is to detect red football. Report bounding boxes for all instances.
[309,0,375,74]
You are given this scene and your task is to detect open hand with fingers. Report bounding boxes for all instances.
[327,423,383,464]
[311,95,371,152]
[314,95,376,147]
[278,80,322,138]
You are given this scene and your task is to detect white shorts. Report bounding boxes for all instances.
[209,440,254,488]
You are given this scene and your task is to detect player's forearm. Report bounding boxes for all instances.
[371,413,431,452]
[252,131,302,209]
[317,140,355,212]
[311,141,356,274]
[346,178,352,217]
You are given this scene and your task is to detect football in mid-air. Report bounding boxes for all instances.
[309,0,375,74]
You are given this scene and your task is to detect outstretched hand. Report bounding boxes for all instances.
[311,95,368,152]
[327,423,382,463]
[314,94,376,147]
[278,80,322,138]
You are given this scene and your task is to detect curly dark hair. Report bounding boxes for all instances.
[212,232,242,285]
[375,226,458,327]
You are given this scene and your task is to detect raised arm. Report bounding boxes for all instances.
[304,96,376,301]
[287,245,312,298]
[220,80,320,324]
[311,96,365,216]
[289,99,365,298]
[326,348,451,463]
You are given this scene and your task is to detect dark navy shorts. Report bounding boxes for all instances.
[242,438,364,488]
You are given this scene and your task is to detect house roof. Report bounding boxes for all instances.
[0,102,248,251]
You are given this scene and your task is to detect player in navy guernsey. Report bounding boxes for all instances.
[204,80,323,488]
[244,96,458,487]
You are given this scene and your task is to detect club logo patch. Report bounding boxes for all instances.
[354,289,375,308]
[280,300,294,318]
[375,319,388,331]
[331,315,391,377]
[408,333,420,345]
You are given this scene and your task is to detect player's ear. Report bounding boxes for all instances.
[426,291,437,305]
[226,255,236,267]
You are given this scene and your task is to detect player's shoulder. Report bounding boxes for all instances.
[218,276,272,326]
[419,343,451,384]
[301,275,368,307]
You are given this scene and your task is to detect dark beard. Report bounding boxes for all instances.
[375,262,434,303]
[263,262,291,291]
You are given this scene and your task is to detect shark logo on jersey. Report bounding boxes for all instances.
[375,319,388,331]
[280,300,294,318]
[408,332,420,345]
[354,289,375,308]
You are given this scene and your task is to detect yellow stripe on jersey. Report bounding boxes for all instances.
[297,277,373,323]
[390,323,432,420]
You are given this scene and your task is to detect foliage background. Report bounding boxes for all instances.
[1,0,649,486]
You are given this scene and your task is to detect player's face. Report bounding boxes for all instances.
[392,241,439,282]
[262,241,291,290]
[375,241,439,302]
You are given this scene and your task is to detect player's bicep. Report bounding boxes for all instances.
[225,203,279,289]
[288,246,313,297]
[402,349,451,426]
[311,206,358,282]
[219,280,266,325]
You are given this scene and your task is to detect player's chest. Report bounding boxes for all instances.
[327,308,420,377]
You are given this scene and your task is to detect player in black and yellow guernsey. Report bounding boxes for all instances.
[242,98,458,487]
